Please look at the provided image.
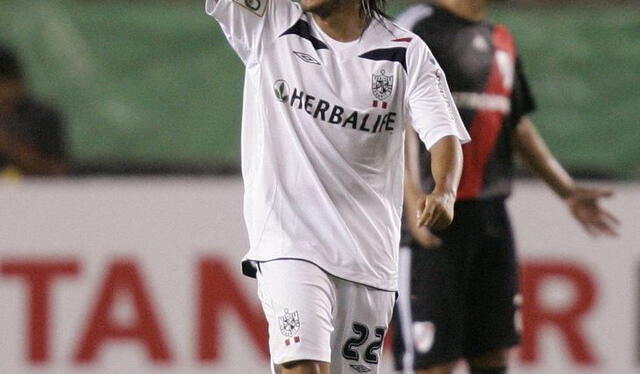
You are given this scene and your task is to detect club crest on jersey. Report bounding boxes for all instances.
[273,79,290,103]
[278,308,301,337]
[371,70,393,100]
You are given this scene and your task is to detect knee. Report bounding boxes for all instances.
[279,359,329,374]
[468,348,509,371]
[415,361,456,374]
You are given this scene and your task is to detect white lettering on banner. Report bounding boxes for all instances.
[0,179,637,374]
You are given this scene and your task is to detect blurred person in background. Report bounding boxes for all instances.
[0,45,68,176]
[392,1,621,374]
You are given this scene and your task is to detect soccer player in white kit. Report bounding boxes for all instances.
[205,0,470,372]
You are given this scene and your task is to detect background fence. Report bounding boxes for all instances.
[0,0,638,176]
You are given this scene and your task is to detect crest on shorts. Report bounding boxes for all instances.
[371,69,393,100]
[412,321,436,353]
[278,308,300,337]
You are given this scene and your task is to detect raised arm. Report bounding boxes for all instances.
[205,0,299,63]
[514,116,619,236]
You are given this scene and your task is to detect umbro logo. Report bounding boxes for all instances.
[349,364,372,372]
[293,51,320,65]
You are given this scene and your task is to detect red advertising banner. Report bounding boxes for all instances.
[0,179,635,373]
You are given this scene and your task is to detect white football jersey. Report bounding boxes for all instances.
[206,0,470,291]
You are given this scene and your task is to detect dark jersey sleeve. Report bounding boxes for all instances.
[509,58,536,128]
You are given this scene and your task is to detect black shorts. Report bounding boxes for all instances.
[392,198,520,370]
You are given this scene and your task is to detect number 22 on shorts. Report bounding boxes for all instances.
[342,322,386,364]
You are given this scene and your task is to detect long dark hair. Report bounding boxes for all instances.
[360,0,389,21]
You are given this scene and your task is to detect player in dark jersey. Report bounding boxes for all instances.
[392,1,620,374]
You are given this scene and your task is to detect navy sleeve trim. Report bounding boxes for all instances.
[280,19,329,50]
[359,47,407,71]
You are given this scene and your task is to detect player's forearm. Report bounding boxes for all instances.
[404,125,425,224]
[429,135,463,198]
[514,117,576,198]
[404,170,423,229]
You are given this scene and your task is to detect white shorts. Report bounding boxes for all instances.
[256,259,395,374]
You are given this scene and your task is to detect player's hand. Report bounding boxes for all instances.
[416,191,455,231]
[565,186,620,237]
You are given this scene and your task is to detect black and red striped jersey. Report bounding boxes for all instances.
[397,3,536,201]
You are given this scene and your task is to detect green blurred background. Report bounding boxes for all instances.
[0,0,638,176]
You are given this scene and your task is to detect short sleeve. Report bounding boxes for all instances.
[405,41,470,150]
[206,0,300,62]
[509,57,537,128]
